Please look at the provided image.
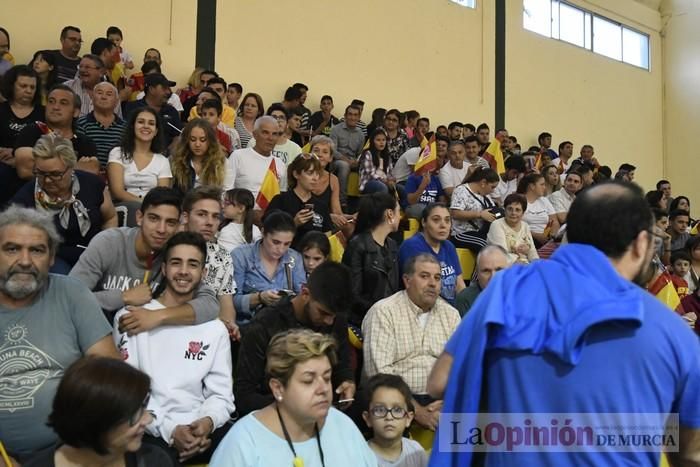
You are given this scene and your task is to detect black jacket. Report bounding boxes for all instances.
[342,232,399,325]
[234,298,354,416]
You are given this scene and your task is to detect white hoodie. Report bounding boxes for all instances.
[113,300,235,443]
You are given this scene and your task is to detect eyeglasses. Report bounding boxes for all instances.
[33,167,70,181]
[369,405,408,419]
[129,394,151,427]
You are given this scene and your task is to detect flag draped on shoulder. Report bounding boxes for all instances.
[256,160,280,210]
[414,135,437,175]
[484,138,505,173]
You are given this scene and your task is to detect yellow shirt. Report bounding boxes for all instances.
[189,104,235,128]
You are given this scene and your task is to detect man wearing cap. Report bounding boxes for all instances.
[123,73,182,147]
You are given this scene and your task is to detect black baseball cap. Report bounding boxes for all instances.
[144,73,176,88]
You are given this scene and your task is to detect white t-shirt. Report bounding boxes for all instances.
[439,163,469,191]
[225,147,287,204]
[393,147,421,182]
[247,137,302,165]
[523,197,555,234]
[107,147,172,198]
[492,177,518,205]
[217,222,262,252]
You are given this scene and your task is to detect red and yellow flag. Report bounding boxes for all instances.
[256,160,280,210]
[484,138,506,174]
[414,135,437,175]
[648,271,684,314]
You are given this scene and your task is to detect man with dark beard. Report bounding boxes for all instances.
[234,261,356,416]
[428,181,700,466]
[0,206,119,464]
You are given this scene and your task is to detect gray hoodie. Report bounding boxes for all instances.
[69,227,219,323]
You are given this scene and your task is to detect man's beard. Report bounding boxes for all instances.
[0,265,46,299]
[632,244,656,287]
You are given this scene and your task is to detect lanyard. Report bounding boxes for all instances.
[275,403,325,467]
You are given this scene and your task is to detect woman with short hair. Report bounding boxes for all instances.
[487,193,538,264]
[210,329,376,467]
[0,65,44,152]
[11,134,117,272]
[24,357,175,467]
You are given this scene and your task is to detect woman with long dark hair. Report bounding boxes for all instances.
[342,192,400,325]
[29,50,57,106]
[107,107,171,225]
[358,128,393,194]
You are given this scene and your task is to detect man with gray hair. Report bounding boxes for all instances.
[363,253,460,434]
[13,84,98,181]
[454,244,510,316]
[225,115,287,209]
[77,81,126,167]
[64,54,122,118]
[0,206,119,463]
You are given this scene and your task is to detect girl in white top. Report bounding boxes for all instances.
[107,108,172,201]
[517,172,560,246]
[487,193,539,264]
[219,188,262,252]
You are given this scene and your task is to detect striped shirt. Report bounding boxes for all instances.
[362,290,460,394]
[299,105,312,131]
[65,78,123,119]
[77,113,126,166]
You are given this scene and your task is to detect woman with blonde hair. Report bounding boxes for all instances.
[177,67,204,104]
[171,118,230,195]
[210,329,376,467]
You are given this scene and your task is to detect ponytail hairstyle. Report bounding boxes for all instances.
[224,188,255,243]
[516,172,544,195]
[464,167,499,184]
[354,192,398,236]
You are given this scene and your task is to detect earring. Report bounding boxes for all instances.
[277,396,283,401]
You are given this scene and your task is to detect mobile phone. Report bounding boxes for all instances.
[277,289,295,297]
[304,203,315,212]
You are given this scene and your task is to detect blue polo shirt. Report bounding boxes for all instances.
[398,233,461,304]
[405,173,444,204]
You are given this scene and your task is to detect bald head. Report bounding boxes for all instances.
[567,181,652,259]
[476,245,510,289]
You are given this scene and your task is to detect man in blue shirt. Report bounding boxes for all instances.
[428,181,700,466]
[405,170,446,219]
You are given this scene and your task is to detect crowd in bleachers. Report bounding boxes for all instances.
[1,24,700,467]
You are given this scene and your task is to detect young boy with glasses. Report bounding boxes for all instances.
[362,374,428,467]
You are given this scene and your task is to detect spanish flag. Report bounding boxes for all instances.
[647,270,684,313]
[256,160,280,210]
[327,231,347,263]
[484,138,506,174]
[414,135,437,175]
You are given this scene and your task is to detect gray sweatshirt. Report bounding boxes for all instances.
[69,227,219,324]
